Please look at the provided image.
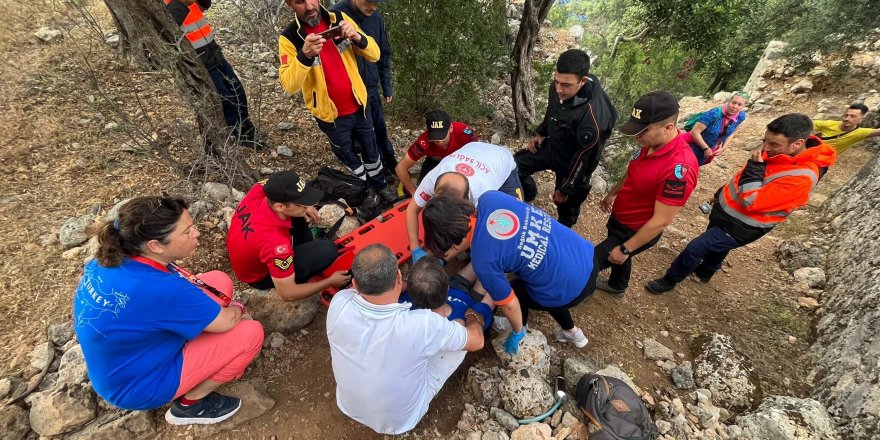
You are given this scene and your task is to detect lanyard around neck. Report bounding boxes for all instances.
[129,255,232,305]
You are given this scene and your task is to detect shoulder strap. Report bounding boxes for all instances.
[817,131,849,141]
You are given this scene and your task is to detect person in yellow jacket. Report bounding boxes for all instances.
[279,0,395,207]
[812,103,880,155]
[646,113,837,295]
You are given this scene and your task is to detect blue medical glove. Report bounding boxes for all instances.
[471,302,493,331]
[411,247,427,264]
[448,301,467,322]
[504,327,527,354]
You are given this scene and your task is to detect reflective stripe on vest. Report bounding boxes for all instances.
[719,167,819,228]
[165,1,215,50]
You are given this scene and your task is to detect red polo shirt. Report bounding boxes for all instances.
[405,122,478,162]
[226,184,296,283]
[303,21,360,117]
[612,132,698,230]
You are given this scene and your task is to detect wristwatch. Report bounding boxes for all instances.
[618,244,631,255]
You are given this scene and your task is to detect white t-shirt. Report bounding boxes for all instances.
[414,142,517,207]
[326,289,468,435]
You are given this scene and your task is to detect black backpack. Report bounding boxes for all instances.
[307,166,368,207]
[575,374,659,440]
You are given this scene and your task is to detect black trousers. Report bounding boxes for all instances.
[514,147,590,228]
[248,218,338,289]
[592,216,662,290]
[512,263,598,330]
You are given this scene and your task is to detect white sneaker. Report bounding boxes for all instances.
[553,327,589,348]
[492,316,512,333]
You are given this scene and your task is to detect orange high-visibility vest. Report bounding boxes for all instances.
[717,167,819,228]
[164,0,214,50]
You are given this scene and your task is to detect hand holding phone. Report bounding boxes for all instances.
[318,26,344,41]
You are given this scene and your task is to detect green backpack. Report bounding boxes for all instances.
[683,107,722,131]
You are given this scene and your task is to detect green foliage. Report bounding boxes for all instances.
[383,0,509,120]
[773,0,880,64]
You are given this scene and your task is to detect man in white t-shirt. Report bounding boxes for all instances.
[326,244,485,435]
[406,142,523,263]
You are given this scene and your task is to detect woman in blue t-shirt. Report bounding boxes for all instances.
[687,91,749,165]
[73,196,264,425]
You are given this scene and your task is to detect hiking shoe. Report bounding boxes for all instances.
[691,272,712,283]
[492,316,512,333]
[596,277,626,298]
[164,392,242,425]
[362,189,380,209]
[378,186,398,203]
[553,327,589,348]
[645,277,677,295]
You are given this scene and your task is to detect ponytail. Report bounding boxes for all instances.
[92,196,189,267]
[95,220,126,267]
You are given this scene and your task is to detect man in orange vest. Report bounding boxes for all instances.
[164,0,264,148]
[646,113,837,295]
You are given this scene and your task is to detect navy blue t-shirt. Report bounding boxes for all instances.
[73,259,221,410]
[472,191,594,307]
[399,288,474,318]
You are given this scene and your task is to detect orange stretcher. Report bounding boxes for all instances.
[314,199,423,307]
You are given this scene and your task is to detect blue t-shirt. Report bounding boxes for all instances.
[73,259,221,410]
[695,107,746,149]
[472,191,594,307]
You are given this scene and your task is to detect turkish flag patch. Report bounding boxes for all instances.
[662,179,686,199]
[419,192,431,202]
[281,54,288,65]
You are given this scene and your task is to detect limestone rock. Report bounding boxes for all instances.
[595,365,643,396]
[499,369,554,419]
[48,321,74,346]
[736,396,839,440]
[671,361,696,390]
[276,145,293,157]
[0,404,30,440]
[277,122,295,131]
[568,24,584,41]
[29,341,53,371]
[775,241,825,273]
[643,338,675,361]
[797,297,820,309]
[0,378,12,399]
[790,79,813,94]
[792,267,826,289]
[262,331,286,349]
[510,422,551,440]
[193,378,276,437]
[57,345,88,386]
[468,367,502,408]
[68,410,156,440]
[563,357,598,395]
[202,182,232,202]
[246,289,320,333]
[34,27,62,43]
[60,215,93,249]
[482,430,510,440]
[104,198,133,222]
[28,384,96,436]
[490,406,519,432]
[492,329,552,378]
[693,334,757,411]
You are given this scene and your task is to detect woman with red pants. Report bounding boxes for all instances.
[73,196,264,425]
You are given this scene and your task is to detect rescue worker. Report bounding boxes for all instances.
[646,113,837,294]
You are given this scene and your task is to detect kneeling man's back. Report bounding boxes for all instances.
[326,245,471,434]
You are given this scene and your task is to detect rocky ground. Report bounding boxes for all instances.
[1,1,878,439]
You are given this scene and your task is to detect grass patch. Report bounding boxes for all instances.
[760,299,809,339]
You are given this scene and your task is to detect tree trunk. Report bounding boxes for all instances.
[101,0,255,189]
[510,0,555,137]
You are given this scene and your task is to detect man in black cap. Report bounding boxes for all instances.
[227,171,351,301]
[395,110,479,195]
[593,91,699,298]
[514,49,617,228]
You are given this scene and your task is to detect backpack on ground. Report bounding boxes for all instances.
[575,374,659,440]
[307,166,368,207]
[682,107,722,131]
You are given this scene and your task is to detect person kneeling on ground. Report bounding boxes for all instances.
[421,191,598,354]
[227,170,351,301]
[74,196,264,425]
[326,244,484,434]
[402,258,493,331]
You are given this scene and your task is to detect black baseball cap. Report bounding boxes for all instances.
[621,91,680,136]
[263,171,323,206]
[426,110,451,142]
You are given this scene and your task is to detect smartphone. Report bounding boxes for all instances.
[318,26,343,40]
